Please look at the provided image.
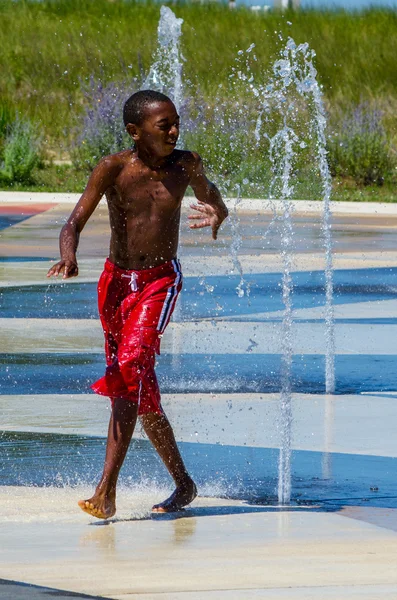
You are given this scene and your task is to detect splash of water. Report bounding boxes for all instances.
[264,43,299,505]
[230,184,247,298]
[252,38,335,503]
[299,48,335,394]
[276,40,335,395]
[144,5,185,329]
[215,46,261,298]
[143,6,184,114]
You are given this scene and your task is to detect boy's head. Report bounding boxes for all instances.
[123,90,172,126]
[124,90,179,158]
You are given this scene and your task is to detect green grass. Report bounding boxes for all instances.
[0,0,396,199]
[332,181,397,202]
[0,0,396,142]
[0,164,87,192]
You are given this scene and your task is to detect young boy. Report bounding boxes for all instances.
[47,90,228,519]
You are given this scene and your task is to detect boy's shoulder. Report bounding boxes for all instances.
[98,148,134,167]
[92,149,134,182]
[173,149,201,170]
[174,149,200,161]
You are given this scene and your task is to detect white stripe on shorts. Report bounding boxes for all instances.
[157,259,182,334]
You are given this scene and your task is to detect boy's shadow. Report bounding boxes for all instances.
[90,500,319,526]
[81,501,323,554]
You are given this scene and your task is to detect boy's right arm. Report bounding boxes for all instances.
[47,157,121,279]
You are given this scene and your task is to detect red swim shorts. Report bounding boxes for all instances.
[91,258,182,415]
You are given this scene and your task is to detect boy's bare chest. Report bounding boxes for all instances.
[115,166,189,210]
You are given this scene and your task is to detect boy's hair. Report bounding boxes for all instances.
[123,90,173,126]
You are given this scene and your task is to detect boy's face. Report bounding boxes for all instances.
[128,100,180,158]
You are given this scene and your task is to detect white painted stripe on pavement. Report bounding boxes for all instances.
[1,318,396,355]
[1,392,397,456]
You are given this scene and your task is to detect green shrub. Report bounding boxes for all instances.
[0,102,14,139]
[72,78,134,170]
[327,104,394,186]
[0,119,42,184]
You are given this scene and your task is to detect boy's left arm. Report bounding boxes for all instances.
[188,153,228,240]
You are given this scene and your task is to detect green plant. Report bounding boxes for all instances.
[72,77,133,170]
[327,104,394,186]
[0,102,14,139]
[0,119,42,184]
[0,1,396,143]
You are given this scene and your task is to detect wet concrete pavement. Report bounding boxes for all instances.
[1,193,397,599]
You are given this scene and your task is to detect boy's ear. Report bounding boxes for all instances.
[126,123,139,140]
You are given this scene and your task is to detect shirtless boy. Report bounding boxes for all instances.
[47,90,228,519]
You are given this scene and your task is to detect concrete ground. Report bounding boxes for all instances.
[2,488,397,600]
[1,193,397,599]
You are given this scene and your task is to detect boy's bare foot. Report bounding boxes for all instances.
[152,478,197,513]
[78,492,116,520]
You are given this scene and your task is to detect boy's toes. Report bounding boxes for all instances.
[78,499,100,517]
[78,497,116,520]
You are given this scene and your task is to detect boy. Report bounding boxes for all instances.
[47,90,228,519]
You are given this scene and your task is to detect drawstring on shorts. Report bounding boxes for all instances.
[121,272,138,292]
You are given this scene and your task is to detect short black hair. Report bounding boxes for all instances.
[123,90,173,126]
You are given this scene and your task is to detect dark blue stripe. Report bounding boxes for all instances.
[2,353,397,395]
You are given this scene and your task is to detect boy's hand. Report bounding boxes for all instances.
[188,201,224,240]
[47,259,79,279]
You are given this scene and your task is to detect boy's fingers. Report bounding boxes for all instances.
[189,223,204,229]
[188,214,204,220]
[62,263,78,279]
[190,204,207,213]
[189,220,211,229]
[47,260,78,279]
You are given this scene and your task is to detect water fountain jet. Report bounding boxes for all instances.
[143,6,184,115]
[233,37,335,503]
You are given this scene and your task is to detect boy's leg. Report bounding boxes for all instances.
[140,410,197,512]
[78,398,138,519]
[133,267,196,512]
[91,263,195,513]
